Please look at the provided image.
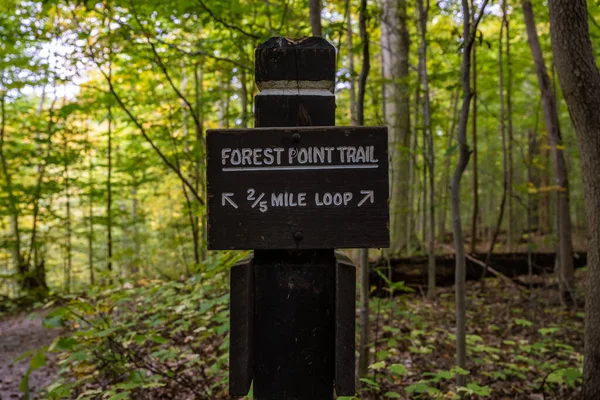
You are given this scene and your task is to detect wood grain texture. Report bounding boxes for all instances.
[335,251,356,396]
[255,95,335,127]
[253,250,335,399]
[255,37,335,85]
[229,256,255,395]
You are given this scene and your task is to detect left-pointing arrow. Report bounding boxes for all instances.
[222,193,238,209]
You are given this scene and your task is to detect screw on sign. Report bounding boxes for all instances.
[206,37,389,400]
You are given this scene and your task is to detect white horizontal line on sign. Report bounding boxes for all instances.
[222,164,379,172]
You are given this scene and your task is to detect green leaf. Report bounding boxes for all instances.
[547,368,583,387]
[563,368,583,387]
[150,335,168,344]
[467,334,483,343]
[539,327,560,336]
[64,350,91,363]
[49,337,77,352]
[389,363,408,375]
[46,382,73,398]
[369,361,385,370]
[107,393,129,400]
[128,370,144,384]
[435,370,454,380]
[94,328,117,337]
[406,382,439,394]
[19,370,30,398]
[515,318,533,327]
[132,334,147,345]
[12,350,34,364]
[30,352,46,369]
[466,382,492,396]
[452,366,470,375]
[384,392,401,398]
[359,378,379,389]
[42,314,63,328]
[376,350,391,360]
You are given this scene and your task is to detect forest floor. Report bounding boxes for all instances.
[359,272,585,399]
[0,265,585,399]
[0,309,63,399]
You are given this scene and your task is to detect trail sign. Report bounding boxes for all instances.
[220,36,380,400]
[207,126,389,250]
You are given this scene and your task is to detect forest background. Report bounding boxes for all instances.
[1,0,599,398]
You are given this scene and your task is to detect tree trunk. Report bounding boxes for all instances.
[547,0,600,395]
[240,67,249,128]
[528,129,541,232]
[526,141,535,293]
[417,0,436,300]
[381,0,410,255]
[412,67,422,252]
[439,89,459,241]
[27,84,56,294]
[406,111,414,249]
[483,6,509,284]
[346,0,357,126]
[522,0,575,305]
[421,117,427,250]
[357,0,370,379]
[451,0,489,386]
[452,1,472,386]
[0,95,25,284]
[88,152,95,285]
[180,67,200,267]
[470,0,478,254]
[107,51,113,275]
[63,131,72,293]
[29,85,47,270]
[539,135,551,233]
[130,184,140,275]
[194,62,206,261]
[505,1,515,252]
[309,0,322,37]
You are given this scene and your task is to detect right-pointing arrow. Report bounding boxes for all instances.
[222,192,238,209]
[358,190,374,207]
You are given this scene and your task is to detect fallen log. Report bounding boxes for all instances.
[371,251,587,294]
[441,245,528,291]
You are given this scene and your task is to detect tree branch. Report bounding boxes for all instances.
[68,5,206,206]
[193,0,260,39]
[90,7,254,71]
[129,5,204,137]
[98,65,205,206]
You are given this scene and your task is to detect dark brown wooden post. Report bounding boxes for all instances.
[253,37,341,400]
[225,36,362,400]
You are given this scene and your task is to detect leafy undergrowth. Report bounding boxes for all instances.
[29,263,584,399]
[34,252,244,400]
[357,271,585,399]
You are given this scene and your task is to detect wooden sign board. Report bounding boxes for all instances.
[206,126,389,250]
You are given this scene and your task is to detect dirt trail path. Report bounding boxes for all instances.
[0,311,63,399]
